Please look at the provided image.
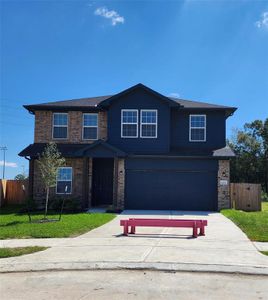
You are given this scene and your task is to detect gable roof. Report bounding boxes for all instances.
[75,140,126,157]
[98,83,180,108]
[23,83,237,116]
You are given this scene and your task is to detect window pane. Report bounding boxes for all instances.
[191,128,205,141]
[141,124,156,137]
[54,114,67,126]
[57,168,72,181]
[122,124,137,137]
[122,111,137,123]
[191,116,205,128]
[56,181,72,194]
[53,127,67,138]
[84,114,98,126]
[83,127,97,139]
[142,111,156,124]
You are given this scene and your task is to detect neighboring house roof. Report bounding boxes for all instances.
[23,83,237,116]
[19,143,234,159]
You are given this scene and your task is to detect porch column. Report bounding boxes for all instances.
[88,158,93,208]
[218,160,230,210]
[113,158,125,210]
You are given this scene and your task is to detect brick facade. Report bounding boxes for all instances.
[218,160,230,210]
[32,156,125,210]
[32,158,84,207]
[34,110,107,143]
[113,158,125,210]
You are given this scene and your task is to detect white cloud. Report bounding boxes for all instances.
[94,7,125,26]
[168,92,180,98]
[0,160,18,168]
[255,11,268,29]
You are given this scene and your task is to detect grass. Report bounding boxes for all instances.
[0,246,48,258]
[0,205,115,239]
[221,202,268,242]
[261,251,268,256]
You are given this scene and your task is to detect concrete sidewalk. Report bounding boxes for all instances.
[0,210,268,275]
[253,242,268,252]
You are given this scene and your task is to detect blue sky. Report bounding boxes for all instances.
[1,0,268,179]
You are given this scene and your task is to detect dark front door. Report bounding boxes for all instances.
[92,158,114,206]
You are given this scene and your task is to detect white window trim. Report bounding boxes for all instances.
[121,109,139,138]
[52,113,68,140]
[140,109,158,138]
[82,113,98,140]
[56,167,72,195]
[189,114,206,142]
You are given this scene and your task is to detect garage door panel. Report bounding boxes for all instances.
[125,168,217,211]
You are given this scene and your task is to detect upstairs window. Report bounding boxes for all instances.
[140,110,157,138]
[56,167,72,194]
[121,109,138,138]
[189,115,206,142]
[53,113,68,139]
[83,113,98,140]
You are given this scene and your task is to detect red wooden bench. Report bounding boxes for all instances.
[120,218,208,238]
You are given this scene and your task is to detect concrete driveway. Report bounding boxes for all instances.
[1,210,268,274]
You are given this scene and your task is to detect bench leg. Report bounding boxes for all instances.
[123,222,129,236]
[130,226,136,234]
[199,224,205,236]
[192,224,198,238]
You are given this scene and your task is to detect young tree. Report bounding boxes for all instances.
[37,142,65,218]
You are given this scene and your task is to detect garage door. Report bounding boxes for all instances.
[125,158,218,211]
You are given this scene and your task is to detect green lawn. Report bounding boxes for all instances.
[261,251,268,256]
[0,246,48,258]
[221,202,268,242]
[0,205,115,239]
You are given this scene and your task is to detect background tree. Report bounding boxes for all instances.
[14,174,27,180]
[37,142,65,219]
[228,118,268,192]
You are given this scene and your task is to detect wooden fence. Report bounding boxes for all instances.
[230,183,262,211]
[0,179,28,207]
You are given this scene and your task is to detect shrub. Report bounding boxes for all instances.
[49,196,82,212]
[261,191,268,202]
[19,197,37,213]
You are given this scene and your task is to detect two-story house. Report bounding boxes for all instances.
[19,83,237,211]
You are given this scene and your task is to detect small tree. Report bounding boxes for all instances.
[37,142,65,219]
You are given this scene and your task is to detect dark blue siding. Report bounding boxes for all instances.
[125,158,218,211]
[170,110,226,150]
[107,89,170,154]
[126,157,218,171]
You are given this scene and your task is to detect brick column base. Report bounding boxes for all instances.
[218,160,230,210]
[113,158,125,210]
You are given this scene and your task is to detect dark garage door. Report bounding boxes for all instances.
[125,158,218,211]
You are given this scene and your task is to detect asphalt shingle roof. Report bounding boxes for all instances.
[19,143,234,158]
[23,84,236,114]
[24,95,235,112]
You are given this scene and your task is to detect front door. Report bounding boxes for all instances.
[92,158,114,206]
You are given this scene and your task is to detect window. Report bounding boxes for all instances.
[56,167,72,194]
[53,113,68,139]
[189,115,206,142]
[140,110,157,138]
[83,113,98,140]
[121,109,138,138]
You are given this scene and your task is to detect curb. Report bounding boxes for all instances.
[1,261,268,276]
